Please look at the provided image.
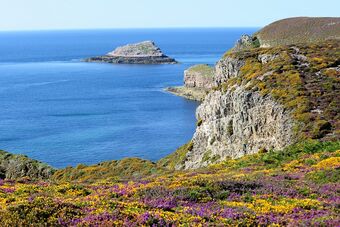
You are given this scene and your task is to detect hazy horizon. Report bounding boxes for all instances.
[0,27,261,33]
[1,0,339,31]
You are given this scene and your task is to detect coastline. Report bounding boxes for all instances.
[164,86,208,102]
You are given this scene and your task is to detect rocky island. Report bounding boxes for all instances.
[84,41,177,64]
[165,64,215,101]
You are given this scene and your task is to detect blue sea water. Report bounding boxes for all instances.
[0,28,257,168]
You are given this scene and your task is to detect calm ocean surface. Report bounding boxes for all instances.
[0,28,257,168]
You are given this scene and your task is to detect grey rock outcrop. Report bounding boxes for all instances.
[165,64,214,101]
[232,35,260,52]
[183,86,293,169]
[85,41,177,64]
[258,54,279,64]
[179,55,294,169]
[214,57,245,85]
[0,150,55,180]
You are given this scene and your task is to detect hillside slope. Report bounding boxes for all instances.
[0,141,339,226]
[0,150,54,180]
[255,17,340,47]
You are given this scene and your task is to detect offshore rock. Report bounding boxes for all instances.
[85,41,177,64]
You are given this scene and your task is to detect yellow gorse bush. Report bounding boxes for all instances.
[312,157,340,170]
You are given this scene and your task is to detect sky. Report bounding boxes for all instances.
[0,0,339,31]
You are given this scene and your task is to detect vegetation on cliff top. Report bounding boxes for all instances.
[0,141,339,226]
[254,17,340,47]
[53,158,168,183]
[157,141,193,170]
[186,64,215,78]
[222,40,339,141]
[0,150,55,180]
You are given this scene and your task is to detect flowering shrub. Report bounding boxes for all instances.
[0,141,339,226]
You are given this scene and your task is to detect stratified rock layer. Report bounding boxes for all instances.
[85,41,177,64]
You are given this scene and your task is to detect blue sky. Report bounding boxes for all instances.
[1,0,339,30]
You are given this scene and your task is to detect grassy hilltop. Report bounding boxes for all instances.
[254,17,340,47]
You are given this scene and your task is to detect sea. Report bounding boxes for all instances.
[0,28,257,168]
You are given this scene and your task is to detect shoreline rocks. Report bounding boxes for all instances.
[84,41,177,64]
[165,64,214,101]
[165,86,208,102]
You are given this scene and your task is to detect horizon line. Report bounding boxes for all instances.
[0,26,262,33]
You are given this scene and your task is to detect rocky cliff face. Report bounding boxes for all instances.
[184,64,215,89]
[214,57,245,85]
[165,64,214,101]
[231,35,260,52]
[177,39,339,170]
[184,86,293,169]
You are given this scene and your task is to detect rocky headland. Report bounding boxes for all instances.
[85,41,177,64]
[3,17,339,177]
[165,64,214,101]
[161,17,340,170]
[0,17,339,226]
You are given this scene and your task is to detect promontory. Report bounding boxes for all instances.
[84,41,177,64]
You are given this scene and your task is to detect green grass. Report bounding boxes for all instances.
[221,140,340,171]
[53,158,167,183]
[156,141,193,171]
[188,64,214,77]
[254,17,340,47]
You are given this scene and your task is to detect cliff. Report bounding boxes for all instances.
[165,64,214,101]
[166,39,339,170]
[0,17,339,226]
[85,41,177,64]
[0,150,55,180]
